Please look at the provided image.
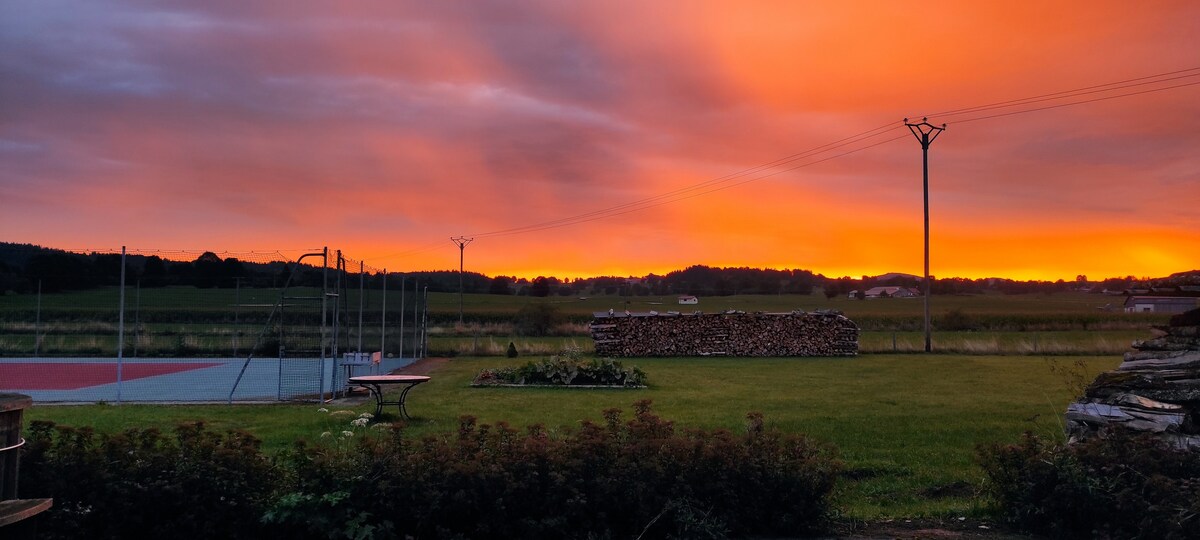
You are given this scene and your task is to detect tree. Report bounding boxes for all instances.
[530,276,551,298]
[25,253,96,292]
[514,303,562,336]
[488,275,513,295]
[142,256,167,287]
[193,252,224,288]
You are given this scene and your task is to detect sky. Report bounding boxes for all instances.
[2,1,1198,281]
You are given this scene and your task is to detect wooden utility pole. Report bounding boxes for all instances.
[450,236,474,324]
[905,117,945,353]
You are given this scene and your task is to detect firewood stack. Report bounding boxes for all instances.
[1066,308,1200,450]
[590,310,858,357]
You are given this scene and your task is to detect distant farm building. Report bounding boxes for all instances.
[677,295,699,305]
[863,286,919,298]
[1123,296,1198,314]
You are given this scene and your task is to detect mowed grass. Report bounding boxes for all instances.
[24,353,1119,519]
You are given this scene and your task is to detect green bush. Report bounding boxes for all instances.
[270,400,840,539]
[514,302,563,336]
[21,420,280,540]
[937,308,978,331]
[977,430,1200,539]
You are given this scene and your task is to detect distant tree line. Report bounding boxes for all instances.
[1,242,1196,296]
[0,245,292,293]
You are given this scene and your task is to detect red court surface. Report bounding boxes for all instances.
[1,362,221,390]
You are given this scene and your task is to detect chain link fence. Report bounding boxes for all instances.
[0,246,427,403]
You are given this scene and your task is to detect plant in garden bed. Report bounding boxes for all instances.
[473,346,647,387]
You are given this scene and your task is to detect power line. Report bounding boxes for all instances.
[947,80,1200,125]
[375,66,1199,263]
[920,67,1200,119]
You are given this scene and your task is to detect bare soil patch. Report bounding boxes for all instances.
[391,356,449,376]
[823,518,1038,539]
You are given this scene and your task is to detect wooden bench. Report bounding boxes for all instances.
[2,393,52,531]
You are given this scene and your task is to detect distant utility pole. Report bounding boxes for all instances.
[450,236,474,324]
[905,117,946,353]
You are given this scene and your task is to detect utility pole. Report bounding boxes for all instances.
[905,117,946,353]
[450,236,474,324]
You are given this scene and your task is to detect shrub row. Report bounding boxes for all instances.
[977,430,1200,539]
[21,421,279,540]
[22,401,839,539]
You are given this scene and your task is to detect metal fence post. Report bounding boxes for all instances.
[117,246,126,404]
[411,280,420,360]
[357,261,364,358]
[380,269,387,372]
[33,280,41,357]
[398,275,406,360]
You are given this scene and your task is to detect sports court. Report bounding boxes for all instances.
[0,356,415,403]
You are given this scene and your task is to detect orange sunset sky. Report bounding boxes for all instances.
[1,1,1197,280]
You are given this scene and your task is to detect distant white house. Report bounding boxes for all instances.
[1123,296,1197,314]
[678,295,699,305]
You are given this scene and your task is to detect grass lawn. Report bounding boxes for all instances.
[24,353,1120,519]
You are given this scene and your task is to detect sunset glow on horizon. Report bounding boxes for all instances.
[2,1,1197,281]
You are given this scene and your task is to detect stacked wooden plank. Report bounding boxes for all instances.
[590,310,858,357]
[1066,309,1200,450]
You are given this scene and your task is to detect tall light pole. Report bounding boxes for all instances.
[450,236,474,324]
[905,117,945,353]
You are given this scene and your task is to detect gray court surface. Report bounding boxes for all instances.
[1,356,415,403]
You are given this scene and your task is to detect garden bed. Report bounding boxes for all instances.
[471,349,646,388]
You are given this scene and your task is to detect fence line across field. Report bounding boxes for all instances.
[0,246,429,404]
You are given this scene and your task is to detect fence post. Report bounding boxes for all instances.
[411,280,419,360]
[398,275,406,360]
[380,269,387,371]
[357,260,364,358]
[421,286,429,359]
[133,279,140,358]
[117,246,126,405]
[319,247,329,402]
[33,281,40,358]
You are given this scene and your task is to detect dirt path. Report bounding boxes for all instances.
[826,518,1037,539]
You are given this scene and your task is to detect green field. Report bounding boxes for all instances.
[0,288,1169,357]
[0,287,1160,320]
[25,353,1120,519]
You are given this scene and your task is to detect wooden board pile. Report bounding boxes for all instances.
[1066,308,1200,450]
[590,310,858,357]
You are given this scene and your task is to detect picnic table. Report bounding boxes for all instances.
[346,375,430,419]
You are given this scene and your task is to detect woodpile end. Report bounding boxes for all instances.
[589,309,859,357]
[1067,308,1200,450]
